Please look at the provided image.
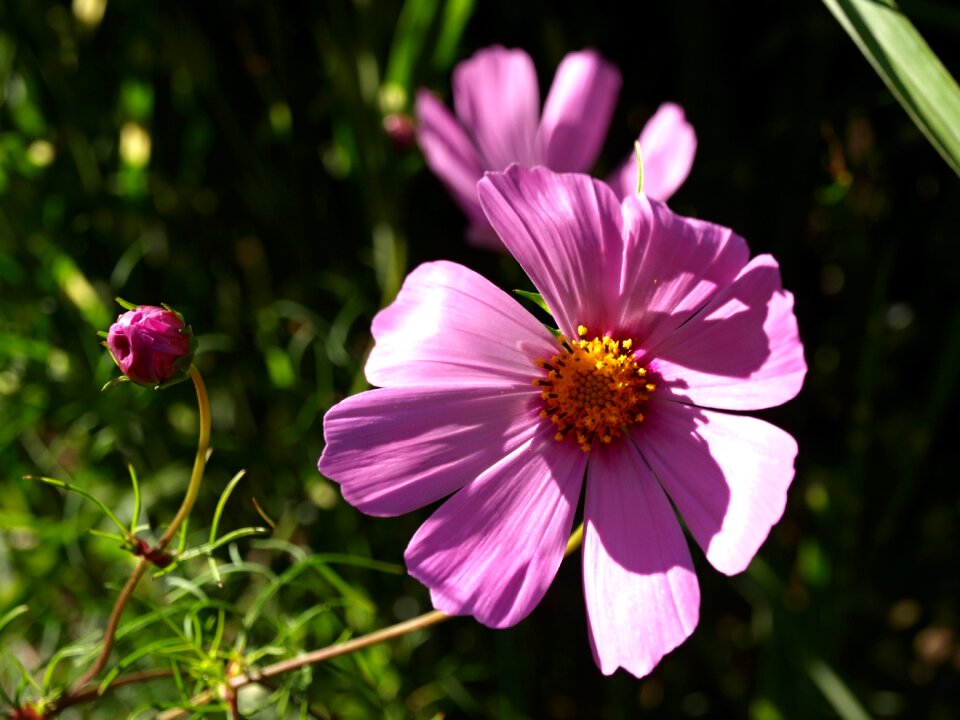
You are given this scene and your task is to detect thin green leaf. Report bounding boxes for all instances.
[25,475,127,535]
[0,605,28,634]
[114,602,188,643]
[432,0,476,69]
[187,613,203,647]
[98,640,198,695]
[274,604,334,646]
[235,554,379,650]
[98,666,123,695]
[384,0,442,92]
[314,564,375,613]
[251,496,277,532]
[806,656,873,720]
[249,537,308,562]
[129,464,141,536]
[42,642,97,691]
[209,608,226,657]
[823,0,960,176]
[208,470,247,544]
[171,661,188,701]
[165,576,209,602]
[87,528,126,543]
[249,546,405,575]
[7,654,42,694]
[177,527,272,563]
[176,516,189,555]
[45,246,109,328]
[208,556,222,588]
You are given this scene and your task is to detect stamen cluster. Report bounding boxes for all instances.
[533,325,655,452]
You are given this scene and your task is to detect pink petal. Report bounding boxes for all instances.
[405,425,586,628]
[639,103,697,201]
[635,402,798,575]
[366,261,558,388]
[583,440,700,677]
[617,193,751,351]
[538,50,622,173]
[319,385,542,516]
[649,254,807,410]
[415,90,487,226]
[608,103,697,202]
[477,165,626,339]
[453,46,541,169]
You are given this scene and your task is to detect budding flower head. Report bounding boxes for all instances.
[101,299,196,390]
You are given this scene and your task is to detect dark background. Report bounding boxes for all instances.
[1,1,958,717]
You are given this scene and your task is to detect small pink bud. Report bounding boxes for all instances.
[383,113,416,152]
[104,304,195,389]
[130,536,174,568]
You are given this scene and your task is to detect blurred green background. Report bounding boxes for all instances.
[1,0,958,718]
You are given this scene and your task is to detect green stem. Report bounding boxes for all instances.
[157,366,211,550]
[69,366,211,692]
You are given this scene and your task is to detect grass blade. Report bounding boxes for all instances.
[823,0,960,176]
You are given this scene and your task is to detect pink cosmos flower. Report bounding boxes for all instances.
[416,45,697,250]
[319,165,806,677]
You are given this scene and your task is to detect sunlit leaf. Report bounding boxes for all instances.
[384,0,442,95]
[0,605,28,634]
[432,0,476,69]
[823,0,960,176]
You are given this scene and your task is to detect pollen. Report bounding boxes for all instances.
[533,327,654,452]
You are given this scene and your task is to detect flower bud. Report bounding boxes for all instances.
[103,303,195,389]
[382,113,416,152]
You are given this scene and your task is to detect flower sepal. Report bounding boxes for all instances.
[100,374,131,393]
[513,288,552,315]
[513,289,562,336]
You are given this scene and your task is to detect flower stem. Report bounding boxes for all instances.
[69,366,211,692]
[67,558,149,693]
[157,366,211,551]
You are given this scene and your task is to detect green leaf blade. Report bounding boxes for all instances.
[823,0,960,176]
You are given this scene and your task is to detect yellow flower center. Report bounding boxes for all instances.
[533,325,655,452]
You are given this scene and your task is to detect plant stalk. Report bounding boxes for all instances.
[69,366,211,692]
